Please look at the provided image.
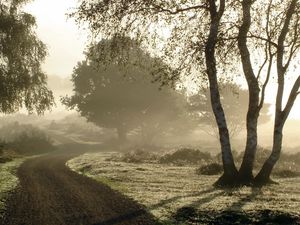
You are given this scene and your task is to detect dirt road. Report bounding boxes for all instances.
[0,146,157,225]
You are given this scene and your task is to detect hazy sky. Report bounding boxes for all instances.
[24,0,88,77]
[24,0,299,119]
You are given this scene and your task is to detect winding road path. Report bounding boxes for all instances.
[0,145,157,225]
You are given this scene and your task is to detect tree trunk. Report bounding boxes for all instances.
[205,0,238,187]
[255,0,299,186]
[254,124,283,185]
[255,76,300,185]
[238,114,259,183]
[237,0,260,184]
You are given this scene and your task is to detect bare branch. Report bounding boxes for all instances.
[258,53,274,110]
[247,33,278,48]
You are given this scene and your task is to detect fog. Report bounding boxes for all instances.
[1,73,299,154]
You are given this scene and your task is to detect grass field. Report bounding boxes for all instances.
[0,158,26,219]
[67,152,300,224]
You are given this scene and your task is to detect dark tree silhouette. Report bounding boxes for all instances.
[63,37,185,144]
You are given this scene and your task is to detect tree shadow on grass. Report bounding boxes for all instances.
[225,187,262,211]
[92,209,157,225]
[169,187,300,225]
[148,187,218,210]
[92,187,219,225]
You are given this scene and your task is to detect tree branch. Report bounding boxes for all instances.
[151,3,209,15]
[248,33,278,48]
[275,0,297,114]
[282,75,300,122]
[277,0,297,73]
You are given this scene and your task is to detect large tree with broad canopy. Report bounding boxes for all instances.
[63,37,186,144]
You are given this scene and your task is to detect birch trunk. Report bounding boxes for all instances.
[205,0,238,186]
[255,76,300,184]
[255,0,299,185]
[237,0,261,184]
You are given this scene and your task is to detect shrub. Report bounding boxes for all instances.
[159,148,211,164]
[196,163,223,175]
[0,123,55,155]
[117,149,158,163]
[0,156,12,164]
[272,169,300,178]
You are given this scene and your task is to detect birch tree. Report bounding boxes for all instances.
[253,0,300,184]
[71,0,300,186]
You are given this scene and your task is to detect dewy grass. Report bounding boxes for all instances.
[0,158,26,219]
[67,152,300,221]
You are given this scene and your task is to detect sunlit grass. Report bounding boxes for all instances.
[0,158,26,219]
[68,152,300,222]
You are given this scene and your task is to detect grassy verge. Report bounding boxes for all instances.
[67,152,300,224]
[0,157,27,219]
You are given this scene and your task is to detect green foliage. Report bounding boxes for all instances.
[159,148,212,164]
[0,122,55,155]
[0,0,54,114]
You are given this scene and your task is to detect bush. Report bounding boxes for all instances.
[272,169,300,178]
[0,156,12,164]
[9,132,55,155]
[196,163,223,175]
[0,123,55,155]
[116,149,158,163]
[159,148,211,164]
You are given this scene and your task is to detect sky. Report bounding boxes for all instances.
[24,0,88,77]
[23,0,299,120]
